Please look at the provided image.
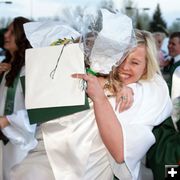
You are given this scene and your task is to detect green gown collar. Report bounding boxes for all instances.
[4,73,20,115]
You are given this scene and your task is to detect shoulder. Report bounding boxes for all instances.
[138,74,169,96]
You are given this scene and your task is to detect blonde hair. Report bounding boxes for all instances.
[106,29,161,95]
[135,29,161,80]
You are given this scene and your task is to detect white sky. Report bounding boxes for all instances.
[0,0,180,27]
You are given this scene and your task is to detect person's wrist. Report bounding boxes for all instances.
[93,94,107,104]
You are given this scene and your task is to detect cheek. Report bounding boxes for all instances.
[12,37,16,44]
[7,41,18,52]
[134,67,146,79]
[133,73,142,81]
[11,39,17,48]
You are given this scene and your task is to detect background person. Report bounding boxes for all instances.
[0,17,37,180]
[153,32,167,68]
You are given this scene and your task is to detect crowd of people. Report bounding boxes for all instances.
[0,7,179,180]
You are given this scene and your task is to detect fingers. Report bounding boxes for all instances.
[115,95,121,110]
[0,63,11,73]
[72,73,104,103]
[72,73,95,92]
[118,95,133,112]
[72,73,88,80]
[71,73,95,81]
[115,86,134,112]
[115,95,126,111]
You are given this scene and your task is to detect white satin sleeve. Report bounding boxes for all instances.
[108,74,172,180]
[1,110,37,151]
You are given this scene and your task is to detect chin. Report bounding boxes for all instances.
[123,81,129,85]
[4,45,11,50]
[124,80,133,85]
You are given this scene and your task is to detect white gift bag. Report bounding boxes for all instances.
[25,43,85,109]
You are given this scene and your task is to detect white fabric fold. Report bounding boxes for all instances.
[0,67,37,180]
[171,66,180,129]
[42,74,172,180]
[42,107,97,180]
[24,21,80,48]
[171,66,180,101]
[2,110,37,150]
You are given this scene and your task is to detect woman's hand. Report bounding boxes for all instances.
[72,73,106,103]
[0,116,10,129]
[0,63,11,74]
[115,85,134,112]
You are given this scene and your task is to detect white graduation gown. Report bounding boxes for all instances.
[0,67,37,180]
[42,74,172,180]
[171,66,180,129]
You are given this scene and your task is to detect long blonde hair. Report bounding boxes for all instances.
[135,29,161,80]
[106,29,161,95]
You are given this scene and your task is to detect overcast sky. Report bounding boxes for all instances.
[0,0,180,27]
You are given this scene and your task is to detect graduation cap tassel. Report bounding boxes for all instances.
[50,44,66,79]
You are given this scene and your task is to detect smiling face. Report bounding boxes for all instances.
[4,23,18,55]
[118,45,147,85]
[168,37,180,57]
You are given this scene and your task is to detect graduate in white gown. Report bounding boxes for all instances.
[0,17,37,180]
[11,10,172,180]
